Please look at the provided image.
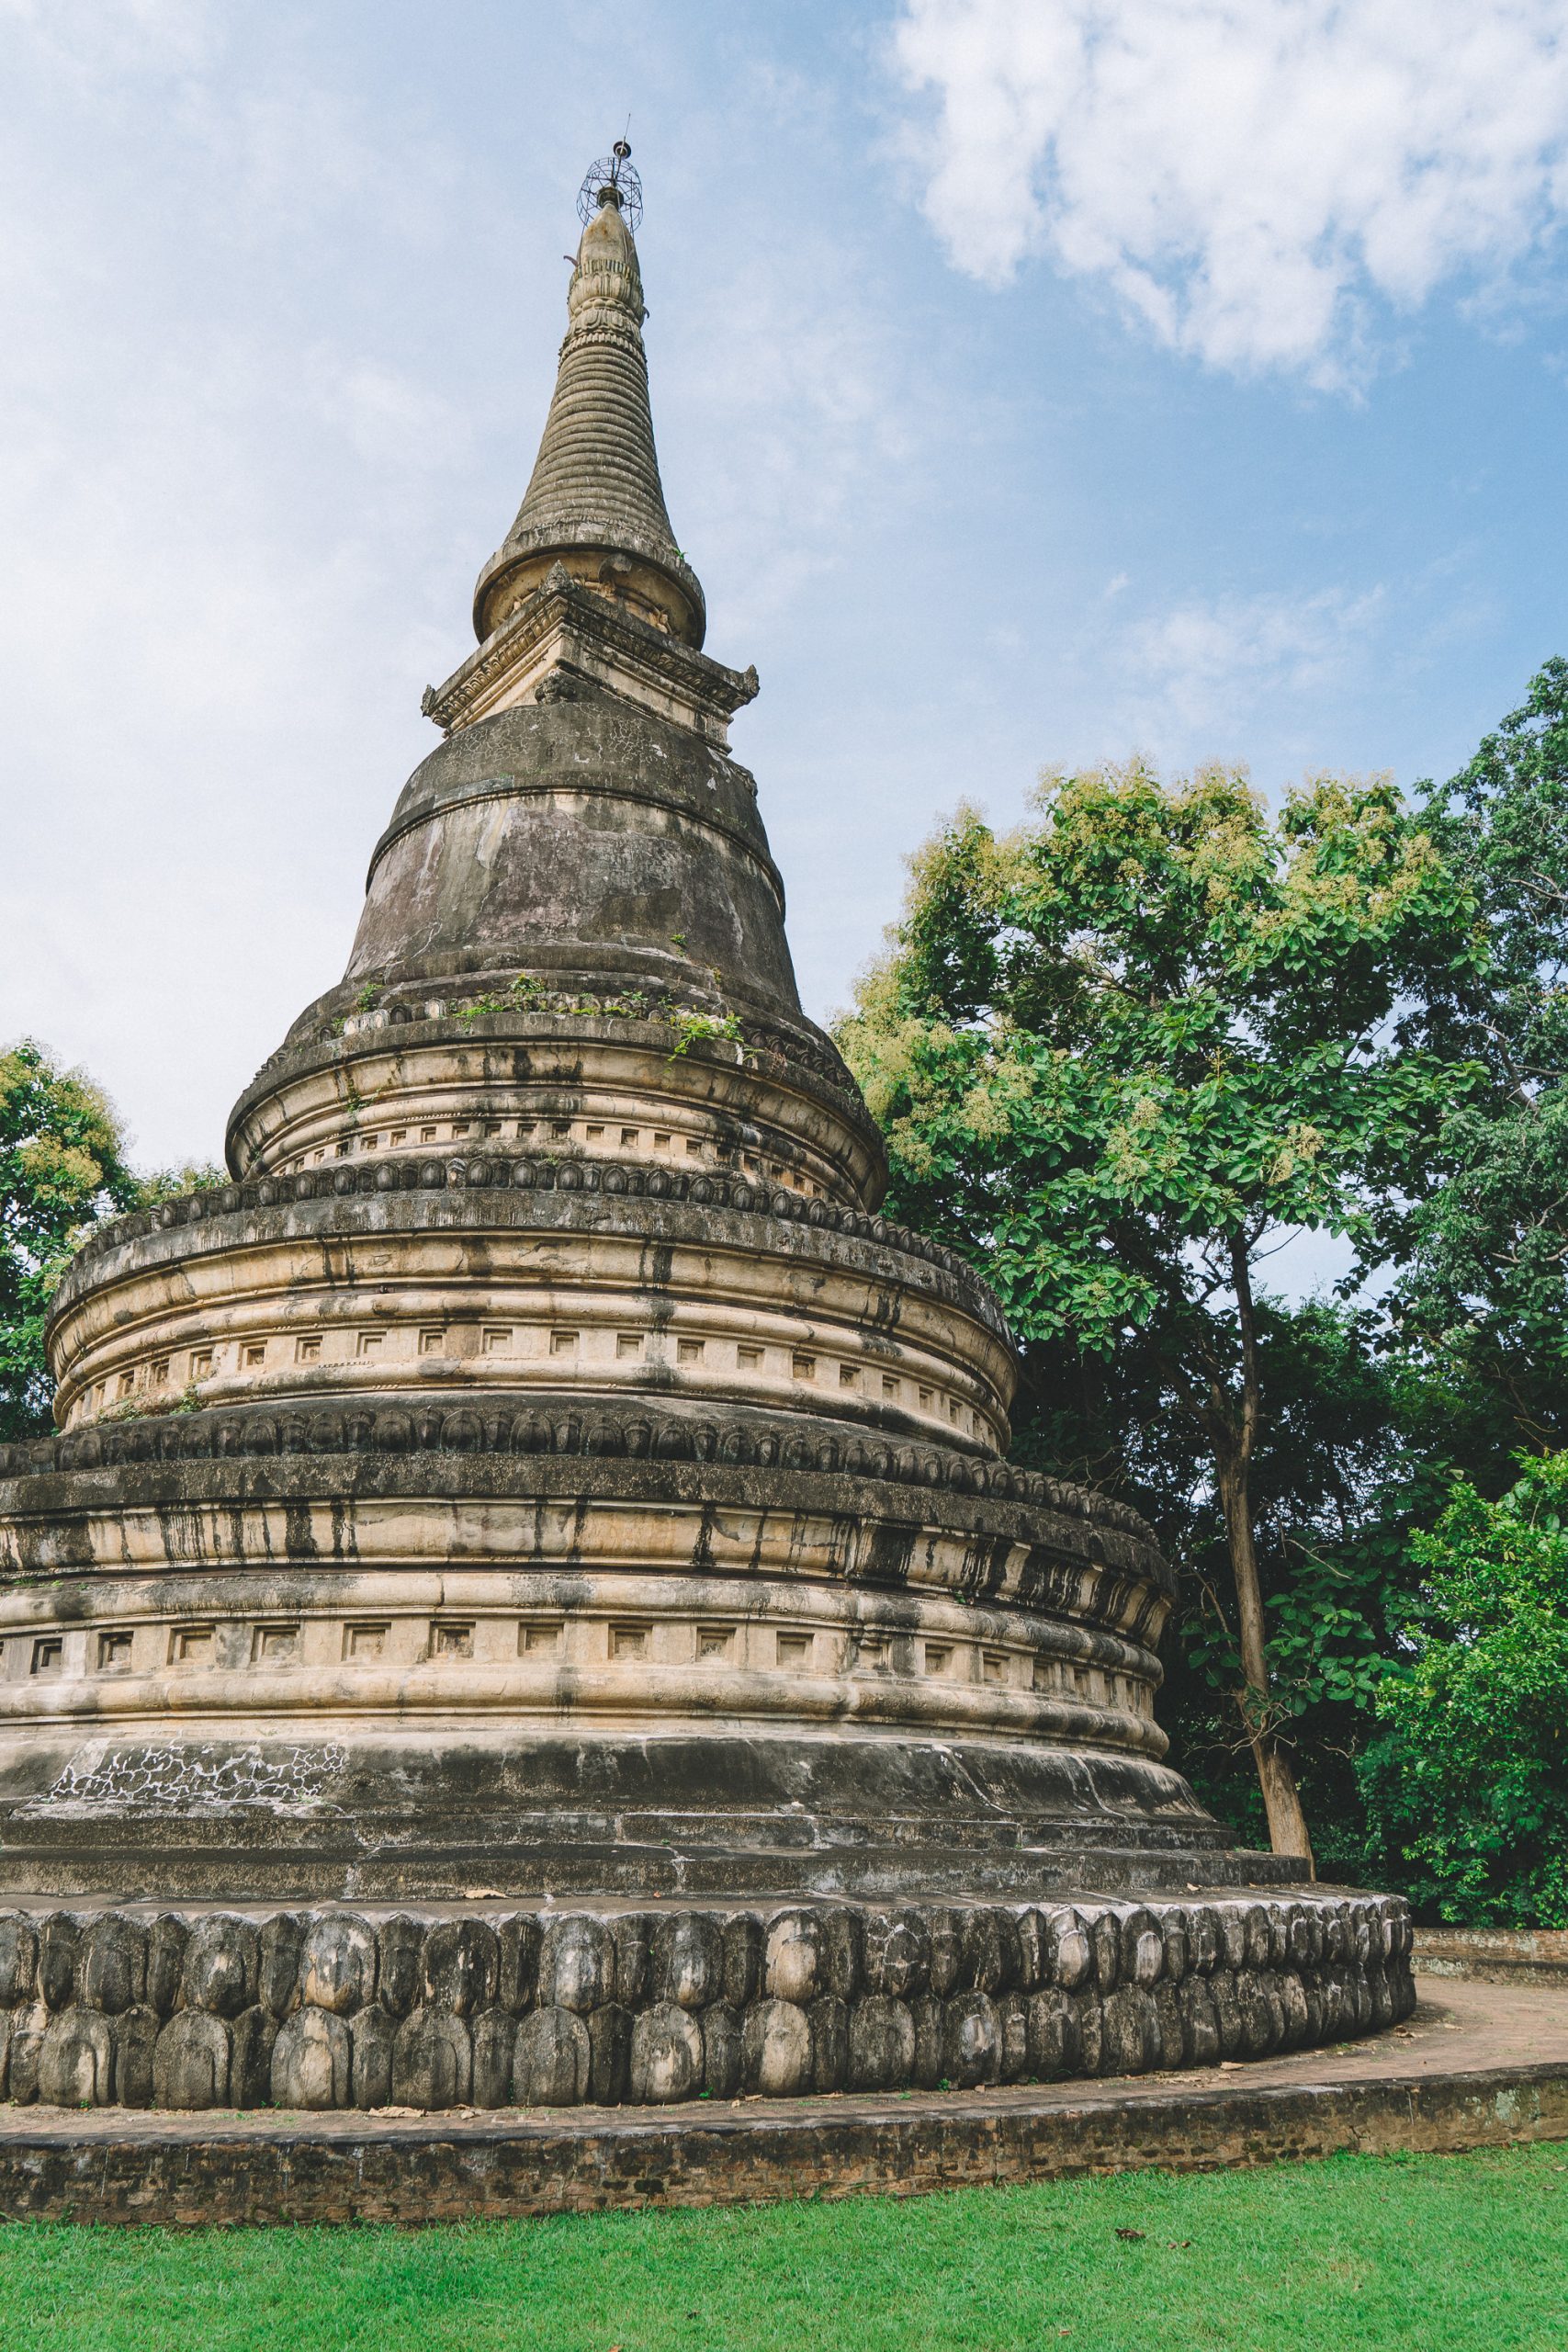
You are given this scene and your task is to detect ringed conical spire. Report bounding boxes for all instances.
[472,152,705,649]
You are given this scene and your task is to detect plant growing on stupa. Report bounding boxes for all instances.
[837,761,1481,1864]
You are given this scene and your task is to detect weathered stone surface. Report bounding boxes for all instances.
[911,1993,944,2089]
[473,2010,516,2109]
[259,1913,306,2021]
[39,2009,113,2106]
[181,1916,259,2018]
[513,2007,590,2107]
[146,1916,188,2018]
[654,1913,722,2011]
[764,1912,821,2007]
[38,1914,82,2011]
[301,1914,378,2016]
[230,2005,277,2107]
[721,1915,763,2009]
[1122,1908,1165,1988]
[423,1919,498,2017]
[848,1994,916,2090]
[630,2001,704,2104]
[1026,1985,1075,2080]
[80,1915,146,2015]
[928,1909,964,1999]
[743,1998,813,2098]
[1101,1985,1158,2076]
[1047,1907,1093,1991]
[391,2008,471,2109]
[350,2006,396,2109]
[153,2012,231,2109]
[377,1918,425,2019]
[701,1999,742,2098]
[865,1909,931,1999]
[998,1991,1032,2084]
[0,1998,1556,2227]
[112,2004,159,2108]
[538,1917,613,2015]
[499,1916,542,2015]
[809,1995,850,2093]
[0,1913,38,2006]
[1179,1977,1221,2067]
[961,1908,1015,1996]
[588,2003,632,2105]
[0,1894,1410,2116]
[6,2008,44,2104]
[942,1993,1000,2088]
[822,1912,864,2001]
[272,2009,351,2109]
[1071,1988,1104,2076]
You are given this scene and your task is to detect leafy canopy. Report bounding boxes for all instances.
[1400,658,1568,1450]
[0,1039,219,1442]
[839,760,1479,1385]
[1359,1451,1568,1928]
[0,1040,144,1439]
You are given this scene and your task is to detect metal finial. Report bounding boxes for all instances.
[577,139,643,232]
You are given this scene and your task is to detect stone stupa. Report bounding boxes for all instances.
[0,151,1410,2117]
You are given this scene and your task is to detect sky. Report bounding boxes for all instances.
[4,0,1568,1173]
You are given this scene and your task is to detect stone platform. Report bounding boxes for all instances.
[0,1975,1558,2225]
[1,1891,1412,2120]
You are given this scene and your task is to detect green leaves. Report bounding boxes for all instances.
[0,1040,147,1440]
[839,758,1475,1385]
[1359,1453,1568,1928]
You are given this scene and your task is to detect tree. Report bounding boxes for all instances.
[0,1040,145,1440]
[837,761,1479,1865]
[1359,1452,1568,1927]
[1400,659,1568,1453]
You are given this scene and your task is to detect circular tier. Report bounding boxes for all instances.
[0,1390,1228,1901]
[227,1011,886,1209]
[44,1164,1012,1448]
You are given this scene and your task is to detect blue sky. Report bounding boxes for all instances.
[4,0,1568,1171]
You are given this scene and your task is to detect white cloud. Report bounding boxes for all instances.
[893,0,1568,380]
[1112,582,1385,739]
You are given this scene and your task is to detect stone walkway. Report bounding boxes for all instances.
[1,1976,1564,2223]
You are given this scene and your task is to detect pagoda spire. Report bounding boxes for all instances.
[471,147,706,650]
[424,147,755,744]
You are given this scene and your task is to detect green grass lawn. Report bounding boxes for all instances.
[0,2144,1563,2351]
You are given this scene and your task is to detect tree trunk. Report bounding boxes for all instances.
[1213,1232,1315,1871]
[1215,1454,1316,1869]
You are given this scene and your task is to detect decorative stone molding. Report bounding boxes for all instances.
[1,1388,1153,1553]
[425,570,757,743]
[0,1894,1416,2113]
[46,1155,1014,1352]
[224,1012,886,1213]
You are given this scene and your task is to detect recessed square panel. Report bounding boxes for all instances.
[253,1623,300,1665]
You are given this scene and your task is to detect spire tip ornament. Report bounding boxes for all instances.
[577,137,642,231]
